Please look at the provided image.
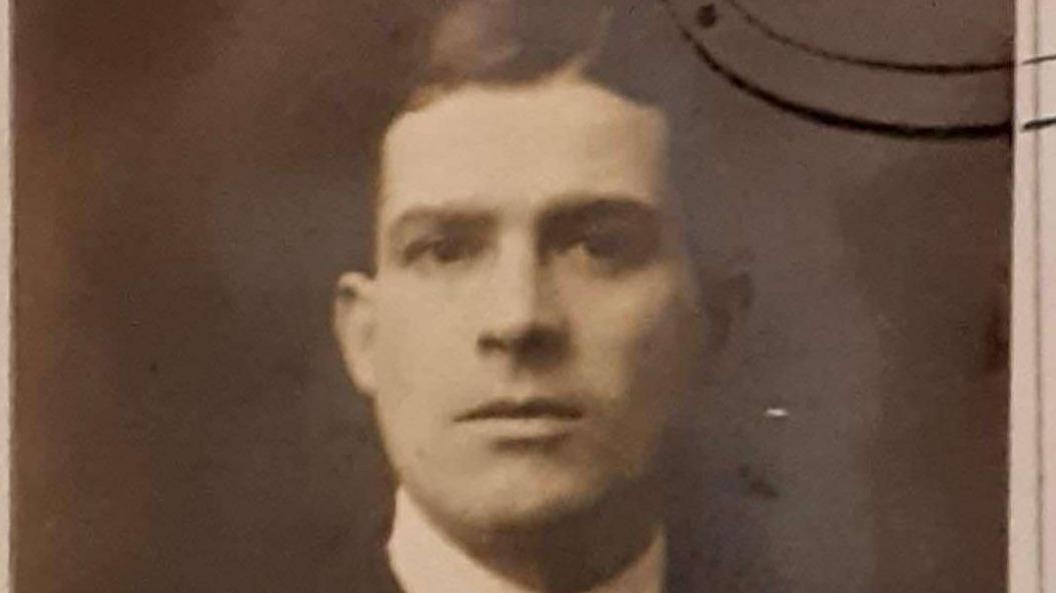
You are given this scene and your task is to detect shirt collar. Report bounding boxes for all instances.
[387,489,667,593]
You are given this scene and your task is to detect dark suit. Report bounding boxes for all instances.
[310,506,766,593]
[314,534,683,593]
[311,428,777,592]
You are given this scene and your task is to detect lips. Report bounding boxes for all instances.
[454,398,584,422]
[454,397,585,443]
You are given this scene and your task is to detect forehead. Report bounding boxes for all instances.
[379,77,670,229]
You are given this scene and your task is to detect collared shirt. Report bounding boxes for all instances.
[387,489,667,593]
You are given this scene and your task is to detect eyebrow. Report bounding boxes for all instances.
[382,206,495,258]
[538,195,660,228]
[388,193,657,225]
[382,194,660,249]
[385,206,496,241]
[386,205,495,231]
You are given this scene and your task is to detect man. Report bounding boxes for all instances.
[329,1,746,591]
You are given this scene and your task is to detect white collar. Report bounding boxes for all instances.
[387,489,666,593]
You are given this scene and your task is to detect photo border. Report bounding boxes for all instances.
[0,1,1043,591]
[1011,0,1054,591]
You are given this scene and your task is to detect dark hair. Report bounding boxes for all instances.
[402,0,699,117]
[365,0,745,277]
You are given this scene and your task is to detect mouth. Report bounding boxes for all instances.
[454,398,585,444]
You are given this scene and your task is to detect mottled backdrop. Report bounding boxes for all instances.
[15,1,1011,592]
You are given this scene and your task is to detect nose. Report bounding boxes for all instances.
[476,235,569,366]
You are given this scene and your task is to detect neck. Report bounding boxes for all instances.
[402,483,663,593]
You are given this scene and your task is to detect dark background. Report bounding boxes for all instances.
[14,1,1011,592]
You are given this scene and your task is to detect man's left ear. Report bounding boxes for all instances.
[333,272,379,397]
[698,255,754,354]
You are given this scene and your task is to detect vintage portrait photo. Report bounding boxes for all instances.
[12,0,1025,592]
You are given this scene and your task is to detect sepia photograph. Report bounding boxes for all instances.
[12,0,1027,592]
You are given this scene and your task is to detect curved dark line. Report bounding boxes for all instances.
[657,0,1011,140]
[723,0,1012,75]
[1024,116,1056,131]
[1023,53,1056,65]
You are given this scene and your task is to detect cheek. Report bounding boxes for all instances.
[562,271,692,474]
[568,268,693,401]
[370,282,472,418]
[368,292,470,478]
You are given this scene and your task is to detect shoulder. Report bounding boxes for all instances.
[311,526,404,593]
[662,498,780,593]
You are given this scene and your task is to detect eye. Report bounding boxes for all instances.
[403,234,486,268]
[578,230,627,260]
[562,223,659,273]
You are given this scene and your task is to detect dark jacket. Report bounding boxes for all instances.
[312,456,771,593]
[310,513,760,593]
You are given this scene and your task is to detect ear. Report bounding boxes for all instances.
[333,272,379,397]
[703,269,753,352]
[695,252,754,354]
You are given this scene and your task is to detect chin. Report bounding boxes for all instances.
[473,495,592,532]
[398,447,651,539]
[448,470,618,535]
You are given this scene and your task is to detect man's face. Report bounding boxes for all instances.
[336,76,700,536]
